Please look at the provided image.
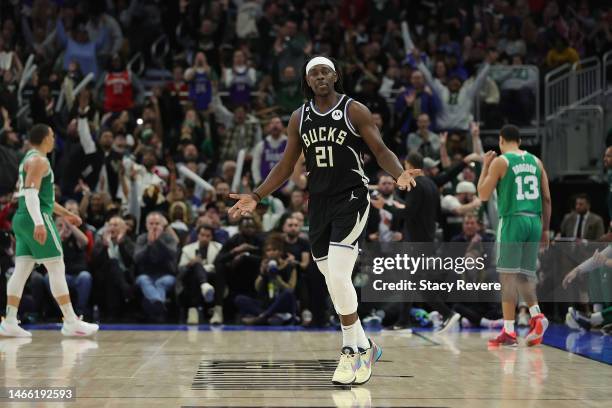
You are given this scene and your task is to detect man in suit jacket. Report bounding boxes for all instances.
[560,194,605,241]
[177,225,222,312]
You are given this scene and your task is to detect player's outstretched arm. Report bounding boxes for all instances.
[349,101,420,191]
[228,109,303,218]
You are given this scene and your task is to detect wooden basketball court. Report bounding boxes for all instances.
[1,326,610,407]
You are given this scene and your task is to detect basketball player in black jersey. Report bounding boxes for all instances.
[229,56,421,385]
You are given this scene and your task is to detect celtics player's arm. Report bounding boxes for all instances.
[23,156,49,227]
[53,202,83,226]
[538,158,552,240]
[477,155,506,201]
[23,156,48,244]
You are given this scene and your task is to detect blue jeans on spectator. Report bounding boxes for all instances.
[135,274,176,316]
[234,289,296,319]
[44,271,93,316]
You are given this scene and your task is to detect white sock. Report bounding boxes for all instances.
[529,305,541,317]
[341,321,358,353]
[60,303,78,323]
[591,312,604,326]
[5,305,18,322]
[504,320,515,333]
[355,319,370,351]
[593,304,603,313]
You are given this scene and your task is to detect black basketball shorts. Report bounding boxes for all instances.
[308,186,371,261]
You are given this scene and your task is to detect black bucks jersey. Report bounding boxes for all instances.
[298,94,369,196]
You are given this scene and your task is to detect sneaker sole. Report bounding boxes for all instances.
[61,328,99,337]
[332,374,356,386]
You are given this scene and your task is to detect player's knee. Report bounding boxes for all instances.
[333,290,358,315]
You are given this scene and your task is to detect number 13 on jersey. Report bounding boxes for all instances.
[515,175,539,200]
[315,146,334,167]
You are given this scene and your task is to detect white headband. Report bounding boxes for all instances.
[306,56,335,75]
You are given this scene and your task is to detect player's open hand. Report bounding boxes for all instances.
[33,224,47,245]
[228,193,258,218]
[64,213,82,227]
[562,267,579,289]
[396,169,422,191]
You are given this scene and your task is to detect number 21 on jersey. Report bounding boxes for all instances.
[315,146,334,167]
[515,175,539,200]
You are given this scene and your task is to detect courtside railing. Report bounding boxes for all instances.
[571,56,602,106]
[544,63,572,122]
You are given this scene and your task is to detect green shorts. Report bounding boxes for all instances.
[496,214,542,277]
[13,211,63,262]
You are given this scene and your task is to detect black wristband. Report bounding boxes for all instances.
[252,191,262,202]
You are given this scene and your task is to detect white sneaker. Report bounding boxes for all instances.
[201,283,215,303]
[435,312,461,334]
[301,309,312,325]
[429,311,443,329]
[0,318,32,338]
[210,306,223,325]
[354,339,383,385]
[332,347,361,385]
[565,309,580,330]
[187,307,199,325]
[61,317,99,337]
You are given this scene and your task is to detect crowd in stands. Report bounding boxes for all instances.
[0,0,611,329]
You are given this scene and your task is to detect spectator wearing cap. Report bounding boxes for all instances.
[251,116,288,186]
[440,180,482,241]
[177,225,221,323]
[407,114,441,159]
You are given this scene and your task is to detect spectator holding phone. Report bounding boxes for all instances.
[236,234,297,325]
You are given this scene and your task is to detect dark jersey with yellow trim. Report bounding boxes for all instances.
[298,94,369,196]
